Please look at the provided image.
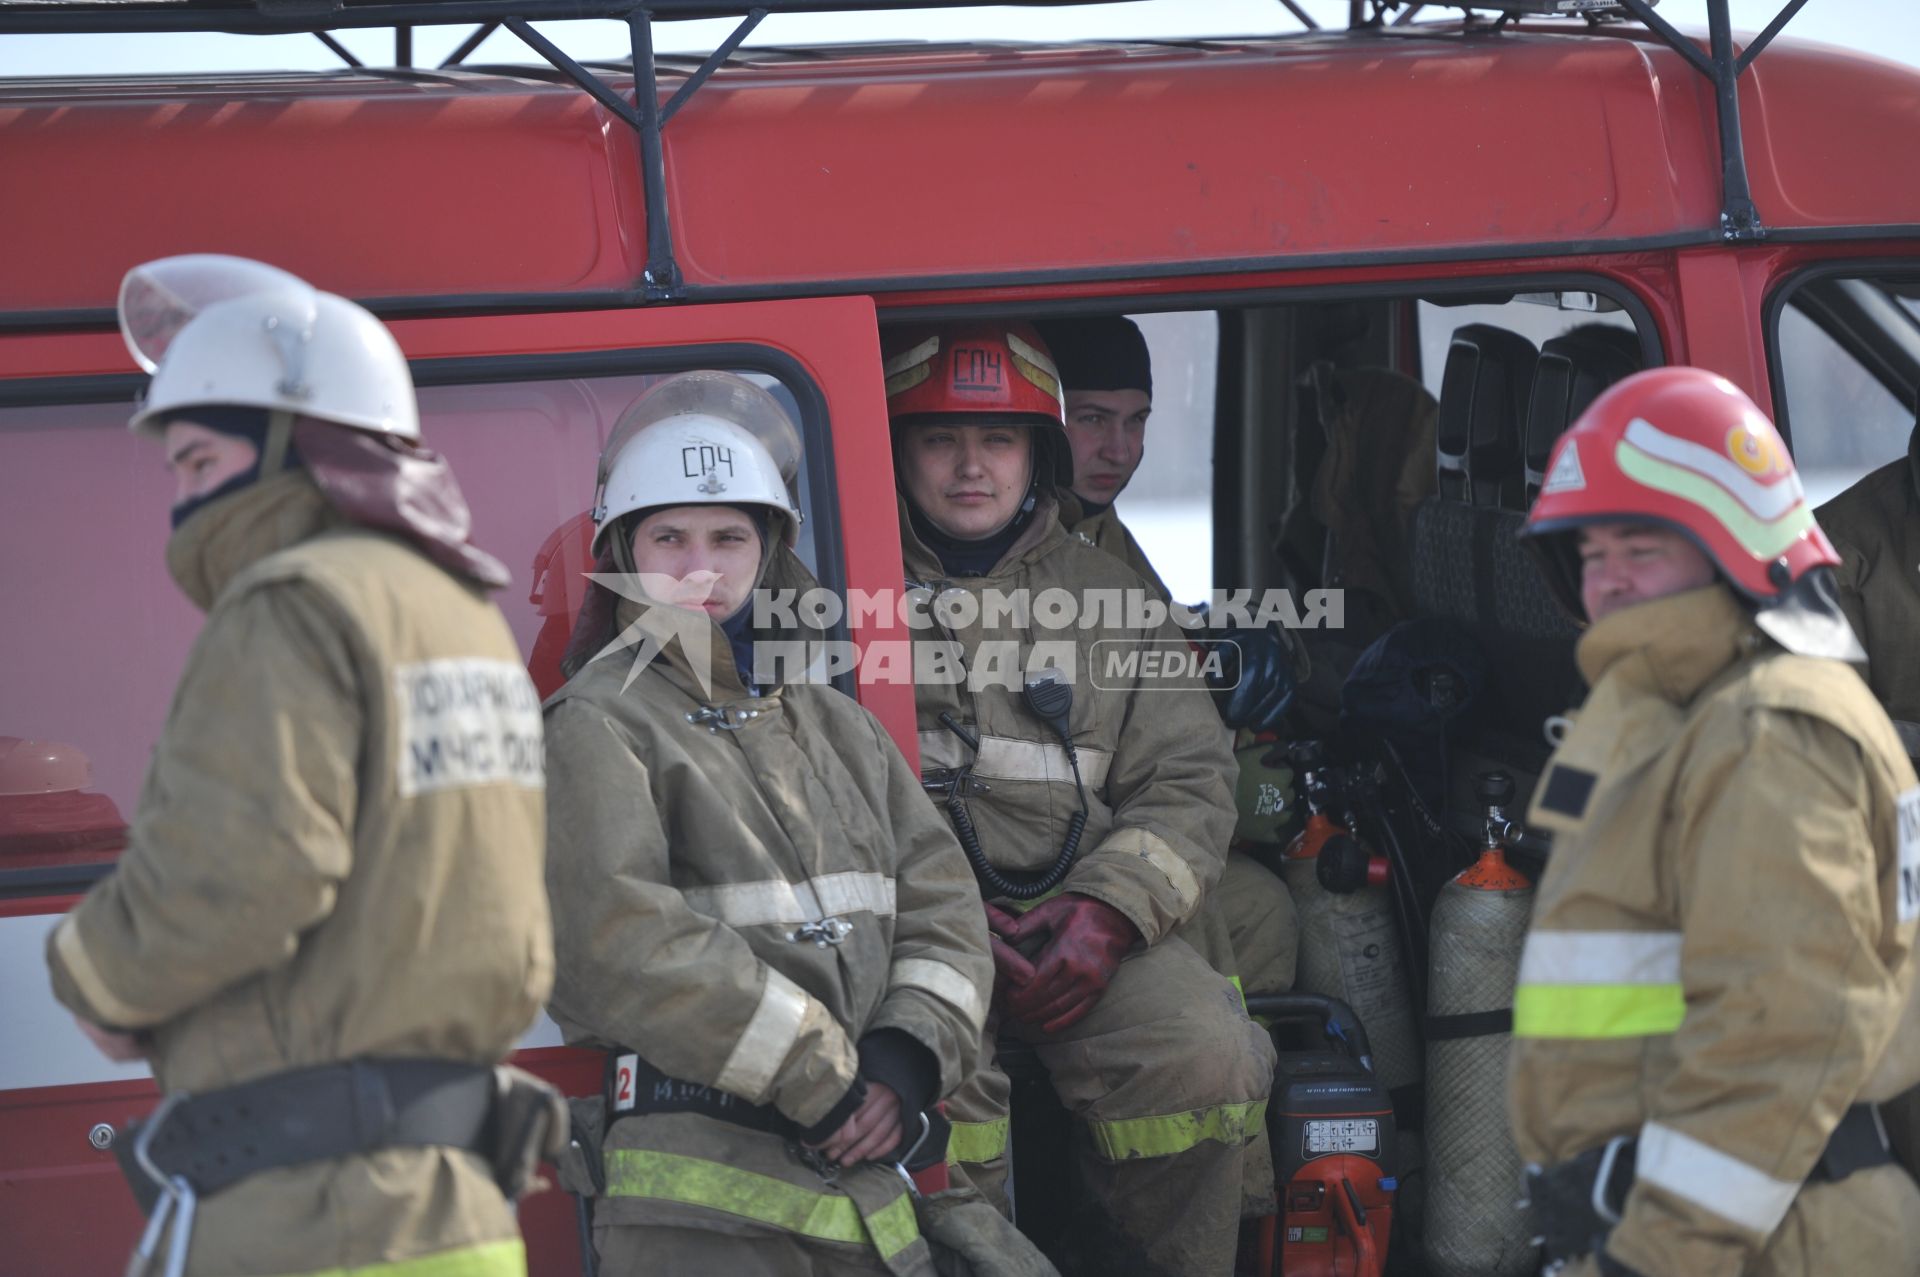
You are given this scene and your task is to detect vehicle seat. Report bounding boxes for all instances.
[1436,324,1536,509]
[1524,325,1643,502]
[1395,327,1582,830]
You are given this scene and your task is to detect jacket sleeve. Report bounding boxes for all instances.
[1606,709,1914,1277]
[47,581,360,1030]
[542,698,858,1128]
[858,709,994,1100]
[1063,615,1236,945]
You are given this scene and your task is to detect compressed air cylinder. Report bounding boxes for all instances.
[1281,820,1423,1098]
[1422,848,1536,1277]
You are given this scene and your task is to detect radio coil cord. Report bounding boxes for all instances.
[938,667,1090,900]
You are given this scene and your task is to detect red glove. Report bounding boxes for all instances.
[1000,895,1139,1034]
[983,903,1037,999]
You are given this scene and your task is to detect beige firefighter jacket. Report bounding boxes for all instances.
[1817,450,1920,753]
[900,494,1236,944]
[543,550,992,1274]
[543,548,993,1122]
[1056,491,1173,603]
[1510,583,1920,1277]
[46,470,552,1276]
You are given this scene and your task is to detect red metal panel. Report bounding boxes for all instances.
[7,29,1917,313]
[663,31,1716,286]
[0,74,643,312]
[1741,42,1920,231]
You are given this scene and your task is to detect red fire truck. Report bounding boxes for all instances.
[2,2,1917,1273]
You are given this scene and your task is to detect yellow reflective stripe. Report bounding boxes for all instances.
[1004,885,1067,913]
[285,1239,526,1277]
[1088,1099,1268,1161]
[605,1149,920,1260]
[947,1117,1011,1165]
[862,1189,921,1260]
[1512,983,1686,1039]
[1229,974,1246,1013]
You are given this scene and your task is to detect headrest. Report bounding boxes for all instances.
[1525,325,1643,501]
[1437,324,1538,508]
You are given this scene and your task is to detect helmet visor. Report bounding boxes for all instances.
[118,254,309,373]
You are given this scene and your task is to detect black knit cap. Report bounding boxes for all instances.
[1034,316,1152,399]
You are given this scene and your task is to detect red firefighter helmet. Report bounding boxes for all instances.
[883,321,1074,486]
[1521,366,1838,616]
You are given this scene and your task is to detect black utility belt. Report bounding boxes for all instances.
[1527,1103,1894,1269]
[605,1049,950,1174]
[117,1057,549,1213]
[607,1050,799,1139]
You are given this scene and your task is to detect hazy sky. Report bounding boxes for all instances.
[2,2,1915,77]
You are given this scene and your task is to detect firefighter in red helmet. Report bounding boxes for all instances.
[887,321,1276,1276]
[1509,366,1920,1277]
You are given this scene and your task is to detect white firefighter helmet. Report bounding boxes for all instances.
[118,254,419,440]
[591,371,804,557]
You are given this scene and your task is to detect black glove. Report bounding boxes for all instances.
[1202,625,1299,732]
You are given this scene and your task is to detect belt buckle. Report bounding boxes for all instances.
[127,1094,199,1277]
[793,1141,841,1185]
[1591,1134,1632,1226]
[891,1110,933,1198]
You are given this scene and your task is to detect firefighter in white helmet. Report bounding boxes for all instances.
[1510,366,1920,1277]
[43,256,559,1277]
[886,322,1276,1276]
[540,372,1034,1274]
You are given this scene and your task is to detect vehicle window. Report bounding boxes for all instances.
[1770,275,1920,509]
[1110,311,1218,603]
[0,364,824,880]
[1415,298,1639,406]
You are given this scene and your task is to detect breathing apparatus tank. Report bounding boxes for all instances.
[1422,771,1537,1277]
[1281,743,1424,1105]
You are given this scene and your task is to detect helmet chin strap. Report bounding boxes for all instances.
[259,410,296,476]
[609,516,639,577]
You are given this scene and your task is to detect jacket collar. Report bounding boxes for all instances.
[604,546,825,705]
[1574,583,1760,705]
[164,470,342,612]
[897,490,1068,584]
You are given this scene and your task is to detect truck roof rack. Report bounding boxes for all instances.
[0,0,1813,295]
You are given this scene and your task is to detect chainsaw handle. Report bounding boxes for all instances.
[1243,992,1375,1074]
[1332,1174,1381,1275]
